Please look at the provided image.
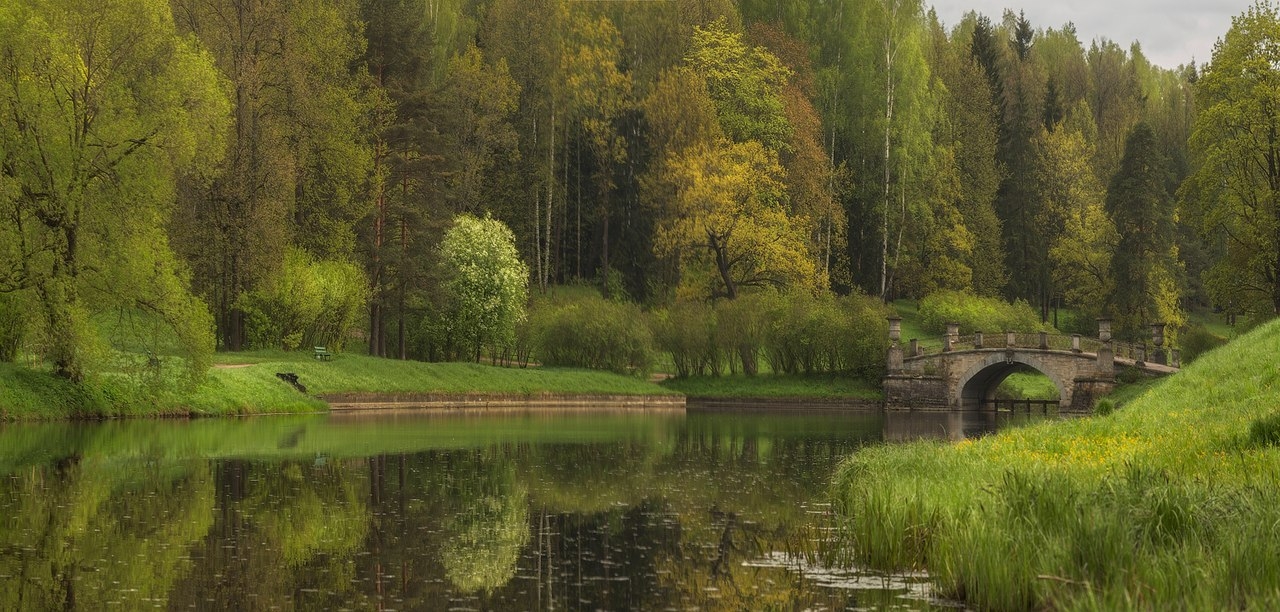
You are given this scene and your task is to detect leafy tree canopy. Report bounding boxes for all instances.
[655,139,823,300]
[1184,0,1280,316]
[439,214,529,360]
[686,19,793,153]
[0,0,227,381]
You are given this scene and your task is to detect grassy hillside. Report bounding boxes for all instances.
[0,351,679,420]
[831,318,1280,609]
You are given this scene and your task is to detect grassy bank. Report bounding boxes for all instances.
[660,373,882,401]
[831,319,1280,609]
[0,351,679,420]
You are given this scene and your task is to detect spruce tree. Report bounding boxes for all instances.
[1106,124,1182,341]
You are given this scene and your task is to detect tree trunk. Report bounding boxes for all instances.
[369,303,381,357]
[711,234,737,300]
[739,346,757,376]
[880,5,900,302]
[545,107,556,291]
[599,198,610,291]
[38,276,82,382]
[533,117,543,292]
[1271,124,1280,315]
[370,133,386,357]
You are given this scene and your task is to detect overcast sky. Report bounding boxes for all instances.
[926,1,1252,69]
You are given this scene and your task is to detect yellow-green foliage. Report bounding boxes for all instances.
[237,248,369,352]
[832,318,1280,609]
[917,290,1046,336]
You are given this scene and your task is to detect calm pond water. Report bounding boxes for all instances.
[0,408,1042,610]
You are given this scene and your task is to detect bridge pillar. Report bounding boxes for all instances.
[943,323,959,352]
[887,317,904,373]
[974,331,984,349]
[1095,318,1115,378]
[1070,378,1116,412]
[1096,340,1114,377]
[1151,323,1167,366]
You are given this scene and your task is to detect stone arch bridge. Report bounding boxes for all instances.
[883,320,1179,412]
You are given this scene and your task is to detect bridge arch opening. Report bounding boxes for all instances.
[957,356,1068,410]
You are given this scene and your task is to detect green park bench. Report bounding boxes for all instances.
[313,346,332,361]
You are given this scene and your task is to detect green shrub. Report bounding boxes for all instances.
[651,290,889,381]
[238,249,369,352]
[652,301,720,377]
[759,290,890,378]
[1116,366,1147,385]
[918,290,1045,336]
[715,294,770,375]
[838,293,895,380]
[1180,324,1227,364]
[759,291,814,374]
[1094,398,1116,416]
[529,293,654,376]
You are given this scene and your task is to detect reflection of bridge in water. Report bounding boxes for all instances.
[883,319,1179,412]
[881,410,1046,441]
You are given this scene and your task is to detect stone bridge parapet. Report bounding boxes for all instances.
[883,319,1178,412]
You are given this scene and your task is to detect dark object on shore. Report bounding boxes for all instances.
[276,372,307,393]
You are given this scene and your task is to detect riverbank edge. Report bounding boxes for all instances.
[685,396,882,411]
[320,391,687,411]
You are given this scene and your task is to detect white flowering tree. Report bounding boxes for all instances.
[439,214,529,362]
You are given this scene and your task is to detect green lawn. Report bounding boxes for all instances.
[831,317,1280,609]
[890,299,935,345]
[1186,306,1238,339]
[0,351,679,420]
[993,371,1058,399]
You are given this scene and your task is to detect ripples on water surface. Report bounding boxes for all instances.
[0,407,1043,610]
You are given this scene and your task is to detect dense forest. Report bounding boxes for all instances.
[3,0,1279,381]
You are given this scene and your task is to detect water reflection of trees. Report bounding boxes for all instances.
[0,455,214,610]
[439,451,530,594]
[167,459,369,610]
[0,413,892,609]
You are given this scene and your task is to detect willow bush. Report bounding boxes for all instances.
[760,291,890,378]
[655,290,890,380]
[529,292,654,376]
[651,301,720,377]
